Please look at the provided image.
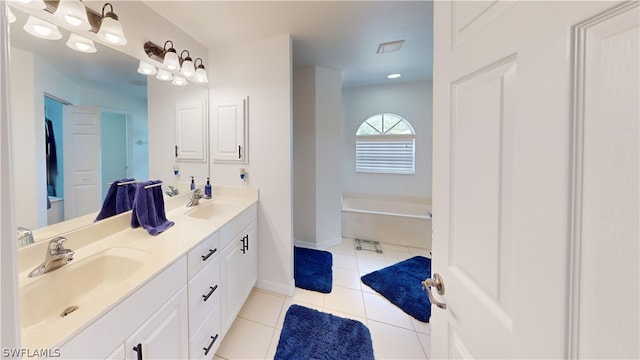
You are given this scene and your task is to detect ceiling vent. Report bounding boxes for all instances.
[377,40,405,54]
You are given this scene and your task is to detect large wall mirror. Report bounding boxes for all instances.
[8,5,207,241]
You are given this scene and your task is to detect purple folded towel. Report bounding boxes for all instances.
[96,178,137,221]
[131,180,174,235]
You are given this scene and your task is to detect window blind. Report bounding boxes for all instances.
[356,137,415,174]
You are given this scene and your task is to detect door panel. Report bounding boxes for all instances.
[63,105,101,219]
[574,3,639,358]
[432,1,621,358]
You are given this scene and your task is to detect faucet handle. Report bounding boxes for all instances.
[48,236,67,251]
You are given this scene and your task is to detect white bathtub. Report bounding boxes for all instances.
[341,192,432,250]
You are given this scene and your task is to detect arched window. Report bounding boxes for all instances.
[355,113,415,174]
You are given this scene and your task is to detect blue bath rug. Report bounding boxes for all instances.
[275,305,374,360]
[294,246,332,293]
[361,256,432,322]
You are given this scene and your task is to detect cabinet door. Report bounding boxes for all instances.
[125,285,189,360]
[220,236,244,334]
[242,222,258,297]
[176,100,207,162]
[211,97,247,163]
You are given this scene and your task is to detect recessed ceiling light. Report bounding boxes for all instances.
[387,73,402,79]
[377,40,405,54]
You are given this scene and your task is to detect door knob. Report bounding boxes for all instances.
[422,273,447,309]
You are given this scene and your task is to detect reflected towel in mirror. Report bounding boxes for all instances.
[95,178,137,221]
[131,180,174,235]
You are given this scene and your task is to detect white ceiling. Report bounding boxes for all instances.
[143,1,434,87]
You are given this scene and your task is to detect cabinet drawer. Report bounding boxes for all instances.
[220,203,257,249]
[188,231,220,279]
[188,255,220,334]
[189,303,221,360]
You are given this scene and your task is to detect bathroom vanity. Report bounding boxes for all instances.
[17,187,259,359]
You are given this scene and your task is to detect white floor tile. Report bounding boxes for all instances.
[216,318,274,360]
[409,246,431,258]
[332,252,358,271]
[327,309,368,327]
[357,256,390,276]
[355,248,387,261]
[417,332,431,359]
[291,288,325,307]
[266,327,282,359]
[328,239,357,255]
[333,267,362,291]
[412,317,432,335]
[363,292,414,330]
[323,286,365,317]
[368,320,427,359]
[238,289,285,327]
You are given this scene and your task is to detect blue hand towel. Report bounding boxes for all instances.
[96,178,137,221]
[131,180,174,235]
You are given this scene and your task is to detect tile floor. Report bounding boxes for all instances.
[215,238,431,360]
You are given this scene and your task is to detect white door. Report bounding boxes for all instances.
[430,1,638,358]
[62,105,101,219]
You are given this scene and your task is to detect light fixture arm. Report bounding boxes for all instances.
[194,58,205,70]
[101,2,118,21]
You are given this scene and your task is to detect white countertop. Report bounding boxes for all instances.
[18,186,259,351]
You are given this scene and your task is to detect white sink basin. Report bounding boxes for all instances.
[185,200,241,220]
[20,247,151,329]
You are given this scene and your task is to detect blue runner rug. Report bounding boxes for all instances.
[294,246,332,293]
[275,305,374,360]
[361,255,432,322]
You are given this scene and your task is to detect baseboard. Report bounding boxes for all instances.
[294,237,342,250]
[256,278,295,297]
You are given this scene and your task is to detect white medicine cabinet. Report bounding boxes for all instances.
[210,97,248,163]
[175,100,208,162]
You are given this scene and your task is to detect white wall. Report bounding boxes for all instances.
[342,80,433,197]
[293,66,342,249]
[209,34,293,295]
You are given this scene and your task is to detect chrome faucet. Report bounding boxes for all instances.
[28,237,75,278]
[187,188,204,207]
[165,185,179,197]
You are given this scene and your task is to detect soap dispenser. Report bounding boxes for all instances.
[190,176,195,190]
[205,177,212,199]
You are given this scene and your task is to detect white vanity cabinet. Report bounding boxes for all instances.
[124,286,189,360]
[187,232,223,359]
[220,204,258,334]
[56,257,187,359]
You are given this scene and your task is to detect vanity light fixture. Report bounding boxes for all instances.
[179,50,195,78]
[23,15,62,40]
[97,2,126,46]
[194,58,208,83]
[156,68,173,81]
[387,73,402,79]
[8,7,17,23]
[53,0,91,31]
[172,75,187,87]
[162,40,180,71]
[11,0,46,10]
[66,33,96,53]
[137,60,157,76]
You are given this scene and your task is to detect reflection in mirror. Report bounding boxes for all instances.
[9,6,149,235]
